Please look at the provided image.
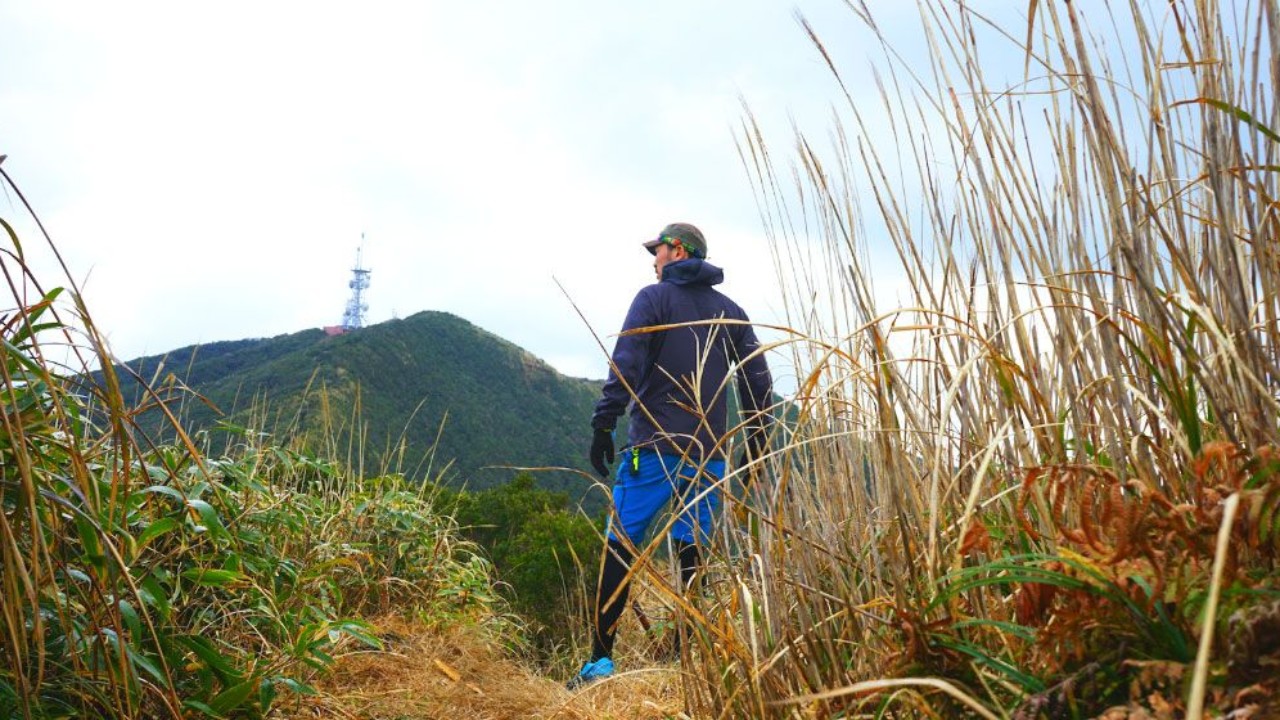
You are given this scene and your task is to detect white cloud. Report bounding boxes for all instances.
[1,0,911,387]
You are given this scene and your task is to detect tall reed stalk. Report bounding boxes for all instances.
[669,1,1280,716]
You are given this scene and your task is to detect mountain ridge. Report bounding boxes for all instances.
[116,310,608,503]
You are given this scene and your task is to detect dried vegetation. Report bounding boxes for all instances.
[654,0,1280,716]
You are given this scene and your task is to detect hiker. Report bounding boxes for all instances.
[570,222,773,688]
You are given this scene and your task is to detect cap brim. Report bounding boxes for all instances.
[641,239,662,255]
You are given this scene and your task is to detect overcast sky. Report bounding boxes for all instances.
[2,1,998,388]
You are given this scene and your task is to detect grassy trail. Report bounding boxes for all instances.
[279,616,684,720]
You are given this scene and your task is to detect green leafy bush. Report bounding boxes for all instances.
[437,473,600,652]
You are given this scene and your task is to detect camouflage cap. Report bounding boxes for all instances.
[642,222,707,259]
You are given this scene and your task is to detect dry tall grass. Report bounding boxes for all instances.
[655,1,1280,717]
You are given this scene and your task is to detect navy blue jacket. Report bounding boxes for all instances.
[591,258,773,460]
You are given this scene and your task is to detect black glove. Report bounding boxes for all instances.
[590,428,615,478]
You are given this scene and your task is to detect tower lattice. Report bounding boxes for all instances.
[340,239,371,331]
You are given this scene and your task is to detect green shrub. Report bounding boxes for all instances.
[440,473,600,652]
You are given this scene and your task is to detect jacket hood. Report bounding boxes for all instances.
[661,258,724,286]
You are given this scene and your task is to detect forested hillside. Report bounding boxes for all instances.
[114,311,607,502]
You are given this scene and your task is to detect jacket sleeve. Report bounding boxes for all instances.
[591,289,657,431]
[733,316,774,434]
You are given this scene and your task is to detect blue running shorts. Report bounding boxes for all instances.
[607,447,725,545]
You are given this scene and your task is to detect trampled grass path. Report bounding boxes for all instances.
[273,616,685,720]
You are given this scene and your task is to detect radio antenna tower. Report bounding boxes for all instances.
[340,236,371,331]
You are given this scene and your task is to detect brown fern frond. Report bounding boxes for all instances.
[959,518,992,558]
[1062,527,1090,546]
[1078,475,1103,552]
[1110,479,1154,565]
[1015,580,1058,626]
[1146,483,1179,512]
[1104,479,1129,561]
[1193,440,1241,490]
[1144,546,1168,610]
[1017,467,1046,540]
[1049,466,1072,528]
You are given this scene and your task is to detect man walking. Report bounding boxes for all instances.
[571,222,773,688]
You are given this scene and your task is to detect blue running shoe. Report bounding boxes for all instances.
[566,657,614,689]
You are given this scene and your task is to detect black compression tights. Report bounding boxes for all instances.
[591,539,633,661]
[591,538,703,662]
[675,538,701,590]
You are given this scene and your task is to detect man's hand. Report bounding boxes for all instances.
[590,428,615,478]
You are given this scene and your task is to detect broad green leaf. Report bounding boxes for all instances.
[276,677,317,696]
[125,643,169,687]
[952,618,1037,642]
[8,288,66,346]
[142,485,187,503]
[330,619,382,649]
[136,574,173,620]
[116,598,142,639]
[137,517,181,549]
[1,338,48,375]
[181,568,244,587]
[930,554,1089,612]
[187,499,228,537]
[74,516,107,570]
[63,567,92,585]
[258,677,277,710]
[177,635,243,686]
[932,634,1045,693]
[181,699,221,718]
[209,679,258,715]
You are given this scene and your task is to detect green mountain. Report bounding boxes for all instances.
[114,311,608,504]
